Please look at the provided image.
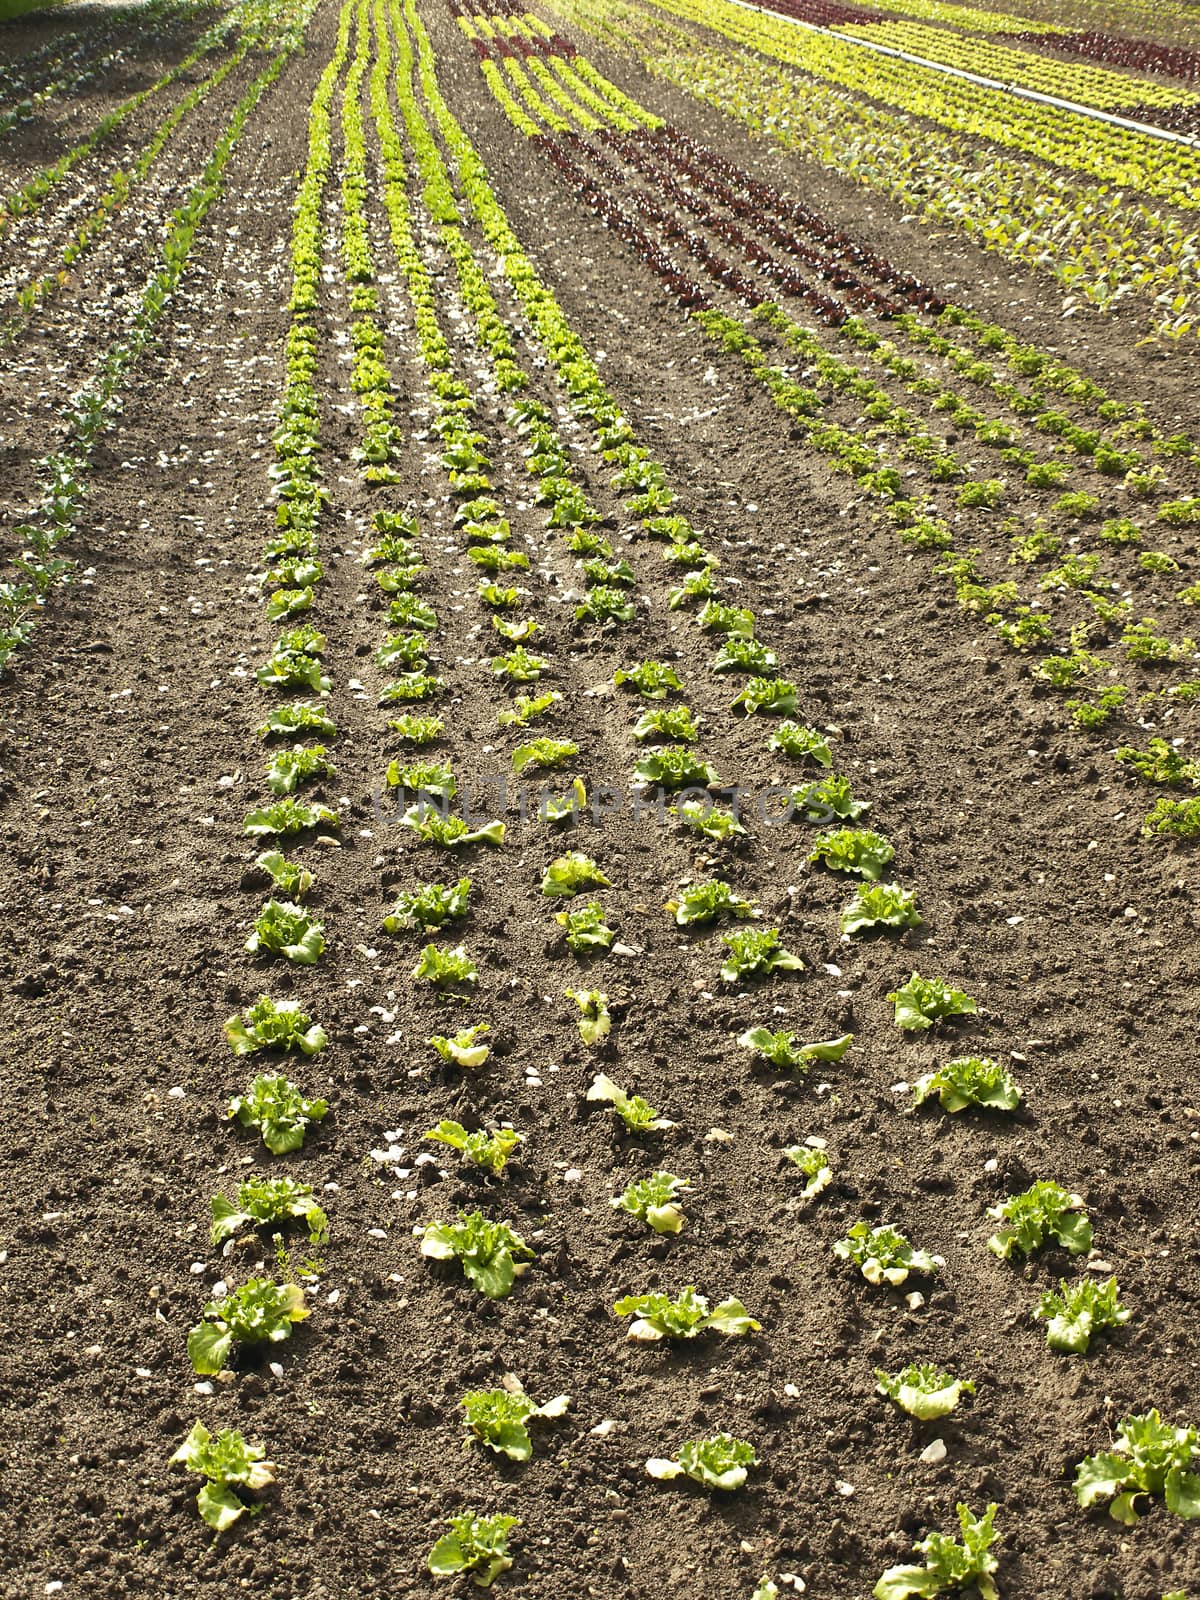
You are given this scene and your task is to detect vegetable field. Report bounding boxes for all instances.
[1,0,1199,1593]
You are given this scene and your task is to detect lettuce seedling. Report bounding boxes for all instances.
[720,927,804,983]
[187,1277,309,1374]
[386,761,456,802]
[613,1171,689,1234]
[413,943,477,987]
[512,738,578,773]
[876,1364,975,1421]
[1142,797,1200,839]
[399,806,505,849]
[253,849,313,901]
[428,1512,519,1588]
[587,1073,674,1133]
[738,1026,852,1070]
[770,722,832,765]
[811,828,895,880]
[384,594,437,631]
[888,973,977,1032]
[377,632,433,671]
[734,677,798,716]
[541,778,587,822]
[542,852,611,897]
[461,1386,569,1462]
[576,585,635,624]
[479,583,520,610]
[379,671,441,703]
[229,1073,328,1155]
[634,747,720,790]
[783,1144,832,1199]
[646,1433,759,1491]
[613,1287,760,1341]
[497,691,560,727]
[1034,1276,1130,1355]
[614,660,684,698]
[987,1181,1092,1260]
[425,1120,522,1177]
[669,568,717,608]
[633,706,700,744]
[667,879,758,926]
[841,884,922,935]
[384,878,471,934]
[565,987,611,1045]
[492,646,549,682]
[492,615,541,644]
[211,1176,328,1247]
[225,996,326,1058]
[674,800,747,842]
[245,898,325,965]
[698,600,755,637]
[1074,1411,1200,1524]
[556,901,615,953]
[1115,738,1199,787]
[170,1420,275,1532]
[418,1210,533,1298]
[266,585,313,622]
[256,646,330,695]
[791,775,869,822]
[429,1024,491,1070]
[711,636,778,674]
[258,702,336,740]
[833,1222,942,1286]
[914,1057,1023,1114]
[265,744,334,796]
[243,798,338,837]
[389,712,444,744]
[874,1503,999,1600]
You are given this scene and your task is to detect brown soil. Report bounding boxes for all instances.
[0,3,1197,1599]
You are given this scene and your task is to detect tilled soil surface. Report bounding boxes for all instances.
[0,3,1198,1598]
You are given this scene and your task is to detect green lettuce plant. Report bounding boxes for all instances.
[913,1058,1022,1114]
[587,1073,673,1132]
[888,973,977,1032]
[1034,1276,1130,1354]
[874,1503,999,1600]
[720,927,803,983]
[565,987,611,1045]
[646,1433,758,1491]
[987,1181,1092,1260]
[210,1175,327,1247]
[228,1073,328,1154]
[667,879,757,926]
[833,1222,942,1286]
[555,900,614,953]
[783,1144,832,1199]
[245,900,325,964]
[613,1171,689,1234]
[243,797,338,837]
[170,1420,276,1532]
[413,942,477,987]
[428,1024,491,1069]
[738,1026,852,1070]
[424,1119,521,1177]
[417,1210,533,1298]
[614,659,684,698]
[542,852,611,896]
[613,1287,759,1341]
[224,995,326,1057]
[461,1386,569,1461]
[876,1364,975,1421]
[383,878,471,933]
[810,828,895,879]
[428,1512,519,1587]
[841,884,922,935]
[1074,1411,1200,1523]
[187,1277,308,1374]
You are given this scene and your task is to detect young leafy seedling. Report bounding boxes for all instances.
[565,987,611,1045]
[833,1222,942,1286]
[387,760,456,802]
[613,1171,689,1234]
[245,900,325,965]
[383,878,471,933]
[265,744,334,796]
[667,879,758,926]
[1034,1276,1130,1354]
[413,942,478,987]
[587,1073,673,1133]
[888,973,977,1032]
[224,996,327,1058]
[428,1511,520,1588]
[461,1384,569,1461]
[1074,1411,1200,1524]
[417,1211,533,1298]
[841,884,922,935]
[810,828,895,880]
[875,1364,975,1421]
[187,1278,309,1374]
[400,805,505,849]
[634,747,721,790]
[770,722,832,765]
[613,1287,760,1341]
[556,901,615,953]
[674,799,747,842]
[783,1144,832,1199]
[243,798,338,837]
[542,852,611,897]
[646,1434,759,1491]
[388,712,444,744]
[512,737,578,773]
[739,1026,851,1071]
[228,1074,328,1155]
[253,849,313,902]
[634,705,700,744]
[720,927,804,983]
[874,1503,1000,1600]
[614,660,684,698]
[734,677,798,716]
[211,1176,328,1247]
[428,1024,491,1069]
[913,1058,1023,1114]
[791,774,869,823]
[424,1120,522,1177]
[987,1181,1092,1260]
[170,1420,276,1532]
[497,690,560,727]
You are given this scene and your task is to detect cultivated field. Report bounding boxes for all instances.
[0,0,1198,1595]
